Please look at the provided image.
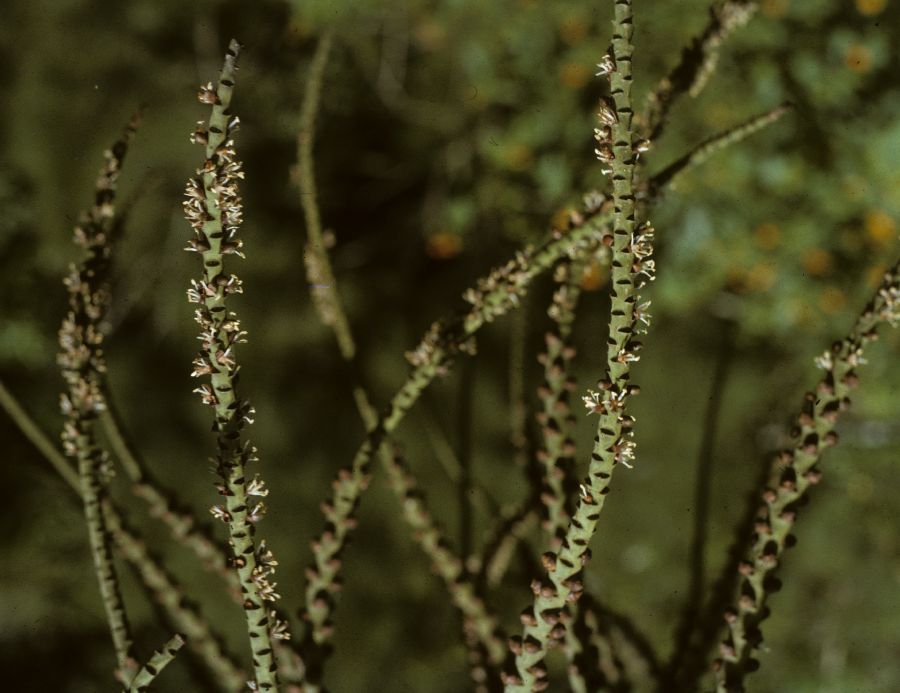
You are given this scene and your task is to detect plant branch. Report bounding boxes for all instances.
[648,104,791,196]
[714,260,899,691]
[183,39,282,691]
[663,318,735,689]
[641,0,758,142]
[294,31,505,688]
[505,2,652,686]
[125,633,186,692]
[58,113,141,684]
[0,378,78,490]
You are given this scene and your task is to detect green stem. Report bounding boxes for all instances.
[184,39,280,691]
[105,498,247,692]
[0,378,78,490]
[295,16,786,681]
[535,260,584,547]
[715,259,899,692]
[382,453,507,667]
[477,504,538,589]
[102,389,301,682]
[99,406,142,481]
[295,32,504,686]
[125,633,186,692]
[505,2,646,687]
[641,0,758,142]
[58,114,140,684]
[648,104,791,195]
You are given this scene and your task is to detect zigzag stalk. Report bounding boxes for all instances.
[183,39,285,691]
[714,260,899,692]
[296,61,787,690]
[125,633,186,692]
[295,32,504,689]
[504,2,656,688]
[58,114,140,684]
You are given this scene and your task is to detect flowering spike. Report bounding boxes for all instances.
[183,40,280,691]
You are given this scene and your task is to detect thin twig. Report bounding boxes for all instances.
[663,319,736,689]
[641,1,758,143]
[648,104,791,196]
[0,378,78,490]
[125,633,186,692]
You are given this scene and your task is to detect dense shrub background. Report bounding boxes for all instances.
[1,0,897,690]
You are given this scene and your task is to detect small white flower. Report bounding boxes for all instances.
[634,300,652,329]
[617,348,640,364]
[247,475,269,497]
[612,438,636,468]
[210,504,231,522]
[814,350,833,371]
[846,347,867,367]
[606,389,627,412]
[269,611,291,640]
[595,54,616,77]
[247,501,267,523]
[193,384,218,406]
[582,389,604,415]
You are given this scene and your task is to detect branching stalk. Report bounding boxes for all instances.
[293,18,791,685]
[104,498,247,691]
[714,260,899,692]
[294,32,506,687]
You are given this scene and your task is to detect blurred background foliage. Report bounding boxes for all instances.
[0,0,898,691]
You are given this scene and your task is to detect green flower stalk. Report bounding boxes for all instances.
[294,31,504,688]
[125,633,186,692]
[102,398,301,683]
[714,260,900,692]
[291,24,784,683]
[535,260,585,547]
[183,39,283,691]
[504,2,653,688]
[293,15,787,680]
[534,261,616,692]
[382,453,506,666]
[641,0,757,142]
[130,480,241,600]
[648,104,792,196]
[58,114,140,684]
[99,389,243,599]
